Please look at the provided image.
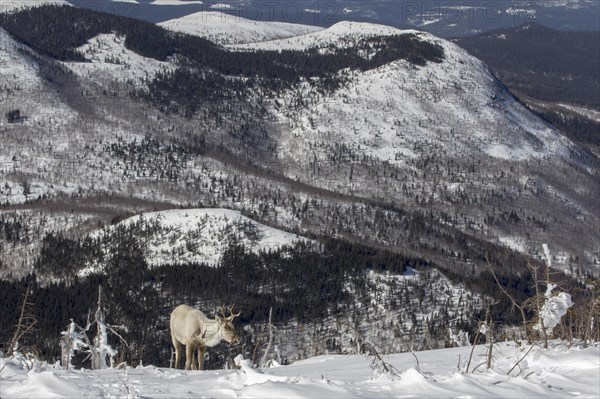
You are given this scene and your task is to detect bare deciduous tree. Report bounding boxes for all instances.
[6,287,37,356]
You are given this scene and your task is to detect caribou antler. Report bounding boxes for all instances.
[218,304,227,319]
[218,304,241,321]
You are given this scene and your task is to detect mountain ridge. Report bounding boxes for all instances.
[1,5,597,276]
[158,10,323,45]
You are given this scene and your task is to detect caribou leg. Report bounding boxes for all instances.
[197,344,206,370]
[171,335,181,369]
[186,343,195,370]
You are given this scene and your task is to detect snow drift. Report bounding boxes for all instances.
[1,341,598,398]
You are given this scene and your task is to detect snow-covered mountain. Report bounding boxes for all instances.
[238,21,572,162]
[231,20,419,51]
[1,6,598,275]
[231,21,597,269]
[159,11,323,45]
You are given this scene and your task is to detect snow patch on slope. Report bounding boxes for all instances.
[557,103,600,123]
[232,20,418,51]
[498,236,527,252]
[159,11,322,45]
[81,208,310,274]
[0,0,69,13]
[66,33,174,87]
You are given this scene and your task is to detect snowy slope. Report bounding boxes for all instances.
[228,21,597,267]
[2,341,598,398]
[240,21,574,167]
[0,0,69,13]
[82,208,311,272]
[0,28,80,203]
[158,11,323,45]
[0,28,77,127]
[232,21,420,51]
[66,33,174,88]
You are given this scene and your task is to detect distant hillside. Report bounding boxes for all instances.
[62,0,600,38]
[158,11,322,45]
[454,24,600,147]
[81,208,312,271]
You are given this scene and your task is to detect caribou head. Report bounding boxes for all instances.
[216,304,241,346]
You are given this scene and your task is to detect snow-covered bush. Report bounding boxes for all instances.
[533,283,573,335]
[448,328,470,347]
[59,321,88,369]
[533,245,574,336]
[58,286,123,370]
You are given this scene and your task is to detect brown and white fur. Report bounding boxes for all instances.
[170,304,240,370]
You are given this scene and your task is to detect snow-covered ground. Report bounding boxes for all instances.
[159,11,322,45]
[2,341,598,398]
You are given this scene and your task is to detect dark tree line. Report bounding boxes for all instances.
[2,215,576,369]
[1,228,429,366]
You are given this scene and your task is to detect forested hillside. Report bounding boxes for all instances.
[1,207,593,369]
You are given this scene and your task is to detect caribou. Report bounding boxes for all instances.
[170,304,241,370]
